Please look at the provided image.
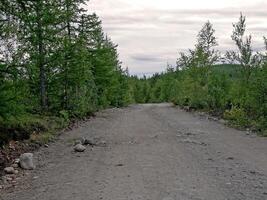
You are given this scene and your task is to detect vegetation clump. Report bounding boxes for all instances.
[128,15,267,135]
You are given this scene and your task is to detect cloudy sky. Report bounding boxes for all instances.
[87,0,267,76]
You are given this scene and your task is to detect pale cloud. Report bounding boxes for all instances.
[87,0,267,76]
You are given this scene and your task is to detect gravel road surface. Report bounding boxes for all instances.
[2,104,267,200]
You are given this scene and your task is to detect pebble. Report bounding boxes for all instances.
[4,167,15,174]
[74,144,86,152]
[227,157,234,160]
[82,138,96,146]
[11,163,19,168]
[44,144,49,148]
[0,185,3,189]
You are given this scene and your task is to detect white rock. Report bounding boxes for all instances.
[74,144,86,152]
[19,153,35,170]
[4,167,15,174]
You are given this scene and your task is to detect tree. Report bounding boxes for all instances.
[177,21,219,69]
[226,13,261,83]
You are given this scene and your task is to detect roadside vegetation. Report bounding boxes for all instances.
[129,15,267,136]
[0,0,266,155]
[0,0,134,147]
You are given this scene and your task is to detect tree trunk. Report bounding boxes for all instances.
[36,0,47,110]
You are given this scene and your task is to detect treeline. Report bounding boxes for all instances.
[130,14,267,135]
[0,1,133,145]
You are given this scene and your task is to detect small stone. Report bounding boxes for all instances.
[4,167,15,174]
[19,153,35,170]
[250,170,257,175]
[14,170,19,174]
[6,177,13,181]
[11,163,19,168]
[74,144,86,152]
[0,185,3,189]
[81,138,96,146]
[44,144,49,148]
[227,157,234,160]
[14,158,20,164]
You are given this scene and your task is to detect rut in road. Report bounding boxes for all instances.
[2,104,267,200]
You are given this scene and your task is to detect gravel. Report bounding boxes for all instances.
[2,104,267,200]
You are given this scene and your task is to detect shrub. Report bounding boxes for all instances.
[223,107,249,127]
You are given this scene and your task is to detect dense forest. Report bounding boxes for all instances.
[129,15,267,136]
[0,0,133,145]
[0,0,266,148]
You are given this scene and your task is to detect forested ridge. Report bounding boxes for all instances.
[0,1,266,149]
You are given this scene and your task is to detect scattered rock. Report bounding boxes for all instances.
[14,158,20,164]
[4,167,15,174]
[11,163,19,168]
[0,185,3,189]
[6,177,13,181]
[44,144,49,148]
[185,132,195,136]
[81,138,96,146]
[250,170,258,175]
[74,144,86,152]
[227,157,234,160]
[99,140,107,147]
[115,163,124,167]
[184,106,190,112]
[181,139,207,146]
[19,153,35,170]
[14,170,19,174]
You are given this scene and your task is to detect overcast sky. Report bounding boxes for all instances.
[87,0,267,76]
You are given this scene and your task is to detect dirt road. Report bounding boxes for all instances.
[2,104,267,200]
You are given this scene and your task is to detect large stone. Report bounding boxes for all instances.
[19,153,35,170]
[4,167,15,174]
[74,144,86,152]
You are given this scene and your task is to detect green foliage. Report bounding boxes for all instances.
[223,107,249,127]
[131,18,267,135]
[0,1,132,146]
